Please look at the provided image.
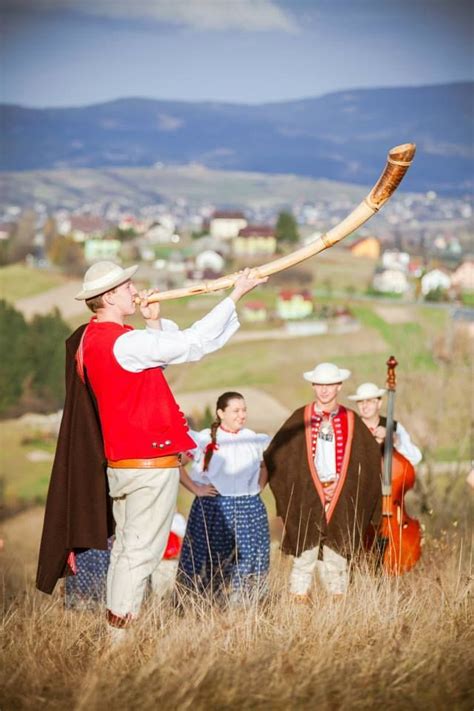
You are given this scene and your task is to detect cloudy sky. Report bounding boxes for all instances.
[1,0,472,107]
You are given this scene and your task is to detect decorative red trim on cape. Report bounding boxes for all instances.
[304,404,354,523]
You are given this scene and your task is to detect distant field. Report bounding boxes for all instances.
[0,165,366,211]
[0,264,66,303]
[306,246,377,291]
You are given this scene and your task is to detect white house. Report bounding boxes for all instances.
[209,211,247,240]
[84,239,121,263]
[145,218,179,244]
[195,249,225,273]
[58,215,109,242]
[421,269,452,296]
[372,268,409,294]
[382,250,410,272]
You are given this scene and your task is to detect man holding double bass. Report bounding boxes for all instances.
[348,382,422,466]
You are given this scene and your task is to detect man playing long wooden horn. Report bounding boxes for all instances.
[264,363,381,600]
[36,260,266,642]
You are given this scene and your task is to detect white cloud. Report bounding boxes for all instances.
[7,0,299,33]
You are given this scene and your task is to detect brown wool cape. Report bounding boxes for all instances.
[264,405,382,557]
[36,325,113,595]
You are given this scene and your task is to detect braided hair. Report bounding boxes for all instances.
[202,391,244,472]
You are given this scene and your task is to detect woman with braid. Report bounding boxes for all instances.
[177,392,270,602]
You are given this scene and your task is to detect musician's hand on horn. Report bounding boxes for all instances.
[139,289,161,327]
[229,268,268,303]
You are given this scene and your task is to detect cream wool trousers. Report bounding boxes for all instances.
[106,465,180,618]
[289,545,349,596]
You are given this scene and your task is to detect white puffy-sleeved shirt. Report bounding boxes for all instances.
[188,427,271,497]
[113,297,239,372]
[396,422,422,466]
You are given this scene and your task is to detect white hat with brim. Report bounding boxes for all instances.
[347,382,386,401]
[303,362,351,384]
[75,261,138,300]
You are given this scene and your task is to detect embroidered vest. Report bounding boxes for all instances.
[310,404,348,475]
[81,320,195,460]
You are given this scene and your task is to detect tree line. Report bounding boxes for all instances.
[0,300,70,417]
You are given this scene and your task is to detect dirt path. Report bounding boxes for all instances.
[1,506,44,593]
[15,280,85,320]
[374,305,414,324]
[175,386,291,434]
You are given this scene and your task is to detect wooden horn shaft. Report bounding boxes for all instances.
[137,143,416,304]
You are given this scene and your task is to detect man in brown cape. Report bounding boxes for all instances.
[264,362,381,599]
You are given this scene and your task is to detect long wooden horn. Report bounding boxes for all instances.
[139,143,416,303]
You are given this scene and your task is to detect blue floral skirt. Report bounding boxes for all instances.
[65,543,111,609]
[177,494,270,598]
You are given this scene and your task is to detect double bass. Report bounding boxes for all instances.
[378,356,422,574]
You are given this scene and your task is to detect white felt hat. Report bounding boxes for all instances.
[347,382,386,401]
[303,362,351,384]
[75,261,138,300]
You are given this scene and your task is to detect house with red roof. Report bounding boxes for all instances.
[209,211,247,240]
[234,225,276,258]
[241,300,268,323]
[58,215,110,242]
[276,289,313,320]
[348,236,380,259]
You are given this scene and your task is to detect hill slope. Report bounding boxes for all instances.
[2,82,472,193]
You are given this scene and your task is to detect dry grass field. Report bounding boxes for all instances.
[1,253,472,709]
[1,482,473,711]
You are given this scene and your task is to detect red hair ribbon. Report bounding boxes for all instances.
[205,442,219,455]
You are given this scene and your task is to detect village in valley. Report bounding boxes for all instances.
[1,182,472,504]
[1,186,473,330]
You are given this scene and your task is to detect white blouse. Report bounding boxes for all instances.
[188,427,270,497]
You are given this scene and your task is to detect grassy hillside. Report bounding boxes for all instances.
[0,264,66,303]
[0,247,469,508]
[0,165,366,211]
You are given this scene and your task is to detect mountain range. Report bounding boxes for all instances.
[2,82,472,194]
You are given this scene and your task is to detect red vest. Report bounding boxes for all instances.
[82,320,196,460]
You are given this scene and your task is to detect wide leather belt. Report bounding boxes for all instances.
[107,455,181,469]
